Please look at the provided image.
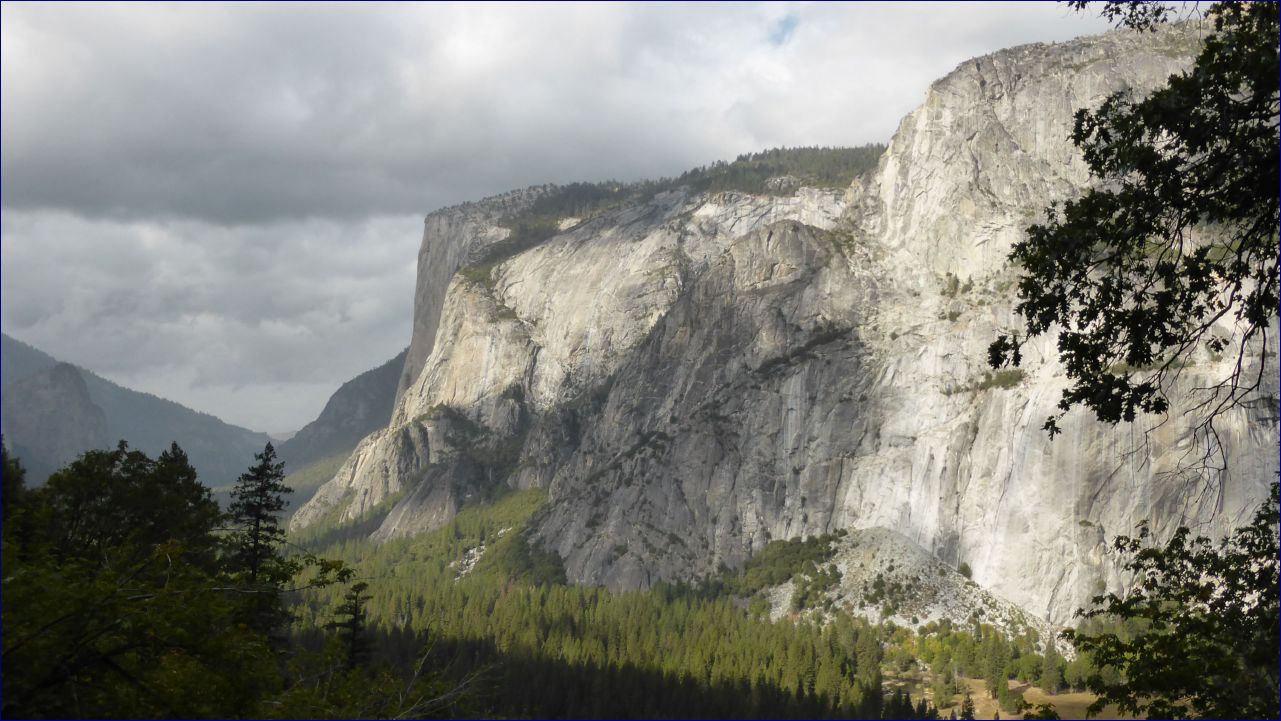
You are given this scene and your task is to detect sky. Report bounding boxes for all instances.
[0,2,1114,433]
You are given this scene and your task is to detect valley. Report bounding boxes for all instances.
[3,5,1277,719]
[291,486,1120,719]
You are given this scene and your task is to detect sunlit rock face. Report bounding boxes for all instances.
[293,24,1278,625]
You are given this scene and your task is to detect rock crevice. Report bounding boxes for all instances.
[293,24,1277,624]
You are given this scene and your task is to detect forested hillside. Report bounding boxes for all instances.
[6,434,1273,719]
[291,488,1119,719]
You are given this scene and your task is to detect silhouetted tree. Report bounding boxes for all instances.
[329,581,373,672]
[1,443,278,718]
[2,436,26,521]
[1065,482,1279,719]
[226,442,293,636]
[990,2,1279,439]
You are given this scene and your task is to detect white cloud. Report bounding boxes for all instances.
[1,1,1114,430]
[1,210,419,430]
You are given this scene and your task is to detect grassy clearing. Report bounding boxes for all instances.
[948,677,1134,720]
[1021,684,1134,720]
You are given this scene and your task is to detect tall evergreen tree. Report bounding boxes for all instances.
[227,442,291,584]
[1038,642,1064,694]
[981,634,1010,699]
[226,442,293,635]
[329,582,373,672]
[932,667,956,709]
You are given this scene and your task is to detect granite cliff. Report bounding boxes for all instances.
[1,362,109,482]
[292,25,1278,625]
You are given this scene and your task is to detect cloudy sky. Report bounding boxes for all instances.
[1,2,1113,433]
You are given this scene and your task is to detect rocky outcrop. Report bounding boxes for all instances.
[293,25,1278,624]
[2,363,109,481]
[394,187,549,406]
[768,528,1062,650]
[292,186,848,532]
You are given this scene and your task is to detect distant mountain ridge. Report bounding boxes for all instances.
[2,362,109,481]
[1,332,271,486]
[278,347,407,472]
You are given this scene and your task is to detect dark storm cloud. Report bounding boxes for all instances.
[1,210,421,430]
[1,2,1113,430]
[1,3,752,224]
[2,2,1112,224]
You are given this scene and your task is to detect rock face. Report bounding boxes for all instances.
[394,187,549,406]
[768,528,1062,650]
[278,347,408,471]
[1,363,109,481]
[292,25,1279,624]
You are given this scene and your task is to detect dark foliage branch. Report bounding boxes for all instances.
[990,2,1279,440]
[1064,482,1279,719]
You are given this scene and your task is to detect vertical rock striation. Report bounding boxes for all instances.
[293,25,1278,624]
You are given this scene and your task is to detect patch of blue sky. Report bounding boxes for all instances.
[768,13,799,46]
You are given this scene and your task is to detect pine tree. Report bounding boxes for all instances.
[982,633,1010,699]
[329,582,372,671]
[1038,642,1064,695]
[932,667,956,709]
[959,689,976,720]
[227,442,291,584]
[226,443,293,635]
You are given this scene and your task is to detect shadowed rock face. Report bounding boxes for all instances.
[1,334,271,485]
[2,363,109,480]
[278,347,408,471]
[293,24,1279,625]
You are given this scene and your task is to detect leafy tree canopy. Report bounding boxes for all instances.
[1,441,379,719]
[990,1,1279,438]
[1065,482,1279,719]
[1,442,279,718]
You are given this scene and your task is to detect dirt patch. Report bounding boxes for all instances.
[944,677,1137,720]
[1021,684,1134,720]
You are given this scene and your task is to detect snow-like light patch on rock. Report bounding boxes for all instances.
[449,543,486,580]
[768,528,1067,653]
